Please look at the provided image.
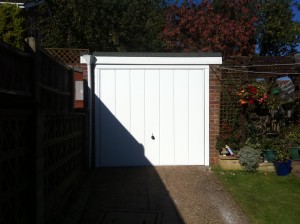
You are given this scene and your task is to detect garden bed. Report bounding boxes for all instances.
[218,155,300,173]
[292,160,300,173]
[218,155,275,171]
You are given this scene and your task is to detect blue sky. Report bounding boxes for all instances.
[176,1,300,22]
[292,0,300,21]
[292,0,300,51]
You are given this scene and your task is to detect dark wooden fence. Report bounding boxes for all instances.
[0,39,86,224]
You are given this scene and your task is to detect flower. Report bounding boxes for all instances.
[237,82,268,107]
[258,93,268,103]
[249,99,255,105]
[248,85,257,95]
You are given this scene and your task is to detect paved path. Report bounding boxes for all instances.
[64,166,249,224]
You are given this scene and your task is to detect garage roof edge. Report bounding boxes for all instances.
[92,52,222,57]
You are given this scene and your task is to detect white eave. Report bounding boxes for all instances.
[81,52,222,65]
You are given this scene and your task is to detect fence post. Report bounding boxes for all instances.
[69,69,75,112]
[25,37,36,52]
[28,37,45,224]
[35,110,45,224]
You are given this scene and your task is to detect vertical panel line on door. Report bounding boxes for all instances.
[129,69,132,134]
[96,68,101,167]
[187,69,190,164]
[158,69,161,165]
[114,70,116,116]
[143,70,146,150]
[172,70,175,164]
[205,67,210,165]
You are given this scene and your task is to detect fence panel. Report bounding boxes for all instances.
[0,39,87,224]
[43,113,86,224]
[0,110,35,224]
[0,40,33,96]
[45,48,89,67]
[39,49,74,113]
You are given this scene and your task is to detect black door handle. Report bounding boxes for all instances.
[151,134,155,140]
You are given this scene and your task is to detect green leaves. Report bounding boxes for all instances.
[257,0,300,56]
[38,0,166,51]
[0,4,26,50]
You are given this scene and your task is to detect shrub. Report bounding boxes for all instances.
[281,123,300,147]
[272,139,291,162]
[238,146,261,172]
[0,3,26,50]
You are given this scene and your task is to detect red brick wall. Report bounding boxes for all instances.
[209,66,221,165]
[78,64,88,80]
[74,70,84,109]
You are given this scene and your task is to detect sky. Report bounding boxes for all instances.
[292,0,300,51]
[292,0,300,21]
[176,0,300,23]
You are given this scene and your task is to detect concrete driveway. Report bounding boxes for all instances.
[65,166,249,224]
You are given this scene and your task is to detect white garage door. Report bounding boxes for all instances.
[95,67,207,167]
[82,53,222,167]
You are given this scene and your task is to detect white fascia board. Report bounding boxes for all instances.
[94,56,222,65]
[96,65,210,70]
[80,55,95,64]
[80,55,86,64]
[80,55,92,64]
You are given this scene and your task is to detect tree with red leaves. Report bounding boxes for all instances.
[163,0,259,58]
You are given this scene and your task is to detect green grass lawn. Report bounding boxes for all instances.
[214,169,300,224]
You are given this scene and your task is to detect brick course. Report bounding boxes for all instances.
[209,66,221,165]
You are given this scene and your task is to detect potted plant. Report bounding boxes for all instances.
[260,137,276,162]
[272,140,292,176]
[281,124,300,160]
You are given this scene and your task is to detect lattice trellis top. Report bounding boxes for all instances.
[45,48,89,66]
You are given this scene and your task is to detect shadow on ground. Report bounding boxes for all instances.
[64,84,249,224]
[79,167,184,224]
[64,166,250,224]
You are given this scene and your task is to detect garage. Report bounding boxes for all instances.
[81,53,222,167]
